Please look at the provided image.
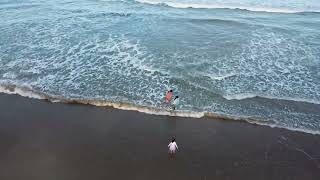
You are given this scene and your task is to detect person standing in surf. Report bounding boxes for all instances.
[168,137,178,156]
[165,90,173,104]
[172,96,179,110]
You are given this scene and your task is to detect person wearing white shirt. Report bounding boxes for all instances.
[168,138,178,155]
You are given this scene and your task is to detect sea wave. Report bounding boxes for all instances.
[1,83,319,135]
[223,93,320,105]
[135,0,319,13]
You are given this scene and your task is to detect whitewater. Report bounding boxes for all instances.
[136,0,320,13]
[0,0,319,134]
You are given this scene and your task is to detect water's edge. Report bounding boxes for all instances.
[1,83,319,135]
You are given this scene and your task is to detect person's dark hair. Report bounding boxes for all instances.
[175,96,179,99]
[171,137,176,143]
[169,89,173,92]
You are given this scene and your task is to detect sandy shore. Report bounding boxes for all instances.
[0,93,319,180]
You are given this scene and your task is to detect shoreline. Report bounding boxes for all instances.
[0,93,319,179]
[1,84,319,135]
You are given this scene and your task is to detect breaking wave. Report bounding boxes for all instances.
[135,0,320,13]
[223,93,320,105]
[1,83,319,135]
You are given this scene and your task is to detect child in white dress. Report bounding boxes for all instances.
[168,138,178,154]
[172,96,179,110]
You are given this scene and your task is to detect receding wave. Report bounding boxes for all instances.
[223,93,320,105]
[0,83,319,135]
[135,0,320,13]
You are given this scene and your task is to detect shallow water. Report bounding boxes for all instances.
[0,0,319,133]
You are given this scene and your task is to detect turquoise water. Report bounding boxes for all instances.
[0,0,319,133]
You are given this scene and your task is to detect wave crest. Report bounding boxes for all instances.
[223,93,320,105]
[135,0,320,13]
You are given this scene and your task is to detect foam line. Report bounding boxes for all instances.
[135,0,318,13]
[223,93,320,105]
[0,83,319,135]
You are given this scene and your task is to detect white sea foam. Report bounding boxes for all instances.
[2,72,18,79]
[208,74,236,81]
[135,0,320,13]
[223,93,320,105]
[208,29,320,106]
[0,84,46,100]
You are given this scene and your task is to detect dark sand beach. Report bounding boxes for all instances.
[0,93,319,180]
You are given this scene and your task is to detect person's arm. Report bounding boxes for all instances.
[175,143,178,150]
[168,143,171,147]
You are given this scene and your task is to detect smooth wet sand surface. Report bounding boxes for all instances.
[0,93,319,180]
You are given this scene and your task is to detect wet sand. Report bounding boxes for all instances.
[0,93,319,180]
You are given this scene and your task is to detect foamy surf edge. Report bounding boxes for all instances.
[223,93,320,105]
[135,0,315,13]
[0,84,319,135]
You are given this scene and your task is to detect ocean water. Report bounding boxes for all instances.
[0,0,319,133]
